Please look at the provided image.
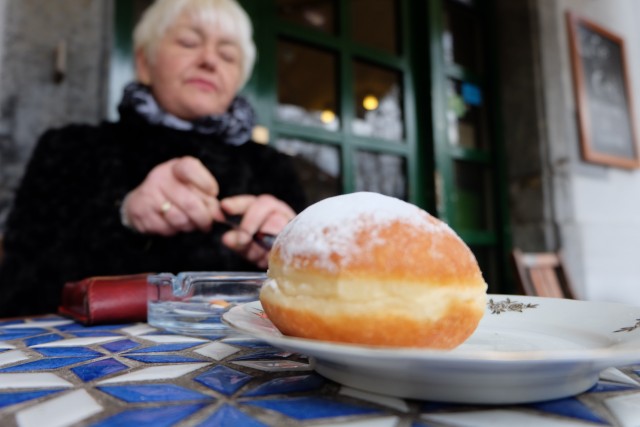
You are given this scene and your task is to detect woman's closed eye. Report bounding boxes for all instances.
[174,28,203,49]
[219,44,240,63]
[177,36,201,48]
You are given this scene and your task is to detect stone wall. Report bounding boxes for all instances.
[0,0,113,231]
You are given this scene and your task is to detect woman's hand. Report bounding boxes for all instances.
[121,156,224,236]
[220,194,296,269]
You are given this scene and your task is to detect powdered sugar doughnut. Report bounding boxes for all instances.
[260,192,487,349]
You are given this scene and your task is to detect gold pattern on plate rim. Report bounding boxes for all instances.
[488,298,538,315]
[487,299,640,334]
[614,319,640,333]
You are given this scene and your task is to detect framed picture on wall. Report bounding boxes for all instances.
[566,12,640,169]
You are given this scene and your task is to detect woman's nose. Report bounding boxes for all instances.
[199,46,218,70]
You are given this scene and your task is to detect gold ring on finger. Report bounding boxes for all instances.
[160,201,172,214]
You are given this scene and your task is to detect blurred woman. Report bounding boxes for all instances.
[0,0,305,316]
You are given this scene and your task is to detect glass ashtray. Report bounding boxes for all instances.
[147,271,266,336]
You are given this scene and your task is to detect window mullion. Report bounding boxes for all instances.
[339,0,355,193]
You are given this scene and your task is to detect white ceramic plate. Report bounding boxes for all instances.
[222,294,640,404]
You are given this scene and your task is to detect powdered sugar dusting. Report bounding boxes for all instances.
[274,192,453,271]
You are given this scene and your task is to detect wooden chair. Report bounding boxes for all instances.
[511,248,577,299]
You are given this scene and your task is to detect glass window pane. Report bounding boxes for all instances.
[351,0,399,54]
[352,61,404,142]
[355,151,407,200]
[274,138,341,204]
[442,0,483,71]
[276,0,336,34]
[277,40,340,131]
[446,78,487,149]
[452,160,493,230]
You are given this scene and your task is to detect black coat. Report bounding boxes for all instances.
[0,113,305,316]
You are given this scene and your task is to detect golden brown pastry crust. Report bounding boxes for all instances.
[260,297,483,349]
[268,219,484,284]
[260,192,487,349]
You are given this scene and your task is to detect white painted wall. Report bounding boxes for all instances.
[540,0,640,304]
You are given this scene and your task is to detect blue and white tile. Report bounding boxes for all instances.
[122,353,205,363]
[97,362,209,384]
[422,409,600,427]
[600,368,640,386]
[15,389,102,427]
[97,384,212,403]
[30,336,120,347]
[0,350,30,368]
[222,337,274,348]
[194,342,241,360]
[101,339,140,353]
[121,324,157,336]
[198,404,268,427]
[125,342,201,353]
[232,360,311,372]
[0,373,73,389]
[243,396,382,420]
[136,334,207,344]
[604,392,640,427]
[0,320,23,327]
[242,373,325,397]
[194,365,253,395]
[313,416,400,427]
[93,403,206,426]
[527,396,608,424]
[0,357,100,373]
[4,320,73,329]
[24,334,64,347]
[1,316,636,427]
[71,358,130,382]
[34,347,104,358]
[0,329,50,341]
[339,387,410,413]
[0,389,66,410]
[232,349,293,361]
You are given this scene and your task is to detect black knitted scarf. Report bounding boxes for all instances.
[118,82,256,146]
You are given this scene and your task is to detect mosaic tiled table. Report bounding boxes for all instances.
[1,316,640,427]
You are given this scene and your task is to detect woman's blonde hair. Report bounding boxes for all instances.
[133,0,256,88]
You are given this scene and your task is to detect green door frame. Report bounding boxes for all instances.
[242,0,424,205]
[425,0,512,293]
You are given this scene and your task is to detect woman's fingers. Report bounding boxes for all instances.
[124,189,174,235]
[219,194,296,267]
[159,186,221,232]
[172,157,219,198]
[123,160,295,270]
[171,157,225,224]
[221,194,295,236]
[122,157,223,235]
[156,197,194,232]
[219,194,257,216]
[221,230,269,269]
